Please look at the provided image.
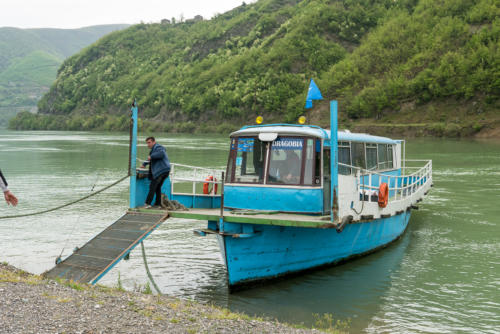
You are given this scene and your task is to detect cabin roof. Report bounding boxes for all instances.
[231,124,399,144]
[334,131,399,144]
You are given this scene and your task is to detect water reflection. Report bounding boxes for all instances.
[226,233,411,331]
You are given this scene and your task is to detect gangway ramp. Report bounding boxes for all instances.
[44,212,168,284]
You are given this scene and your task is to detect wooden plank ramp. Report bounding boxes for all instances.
[44,211,168,284]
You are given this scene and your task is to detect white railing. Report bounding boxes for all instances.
[339,160,433,204]
[170,163,224,196]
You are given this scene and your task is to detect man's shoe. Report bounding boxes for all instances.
[140,204,152,209]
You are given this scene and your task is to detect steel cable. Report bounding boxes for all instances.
[0,175,128,220]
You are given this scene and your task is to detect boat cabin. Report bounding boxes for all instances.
[224,125,401,215]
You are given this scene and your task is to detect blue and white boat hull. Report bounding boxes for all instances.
[215,211,411,287]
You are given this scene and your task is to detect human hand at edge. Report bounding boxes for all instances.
[4,190,18,206]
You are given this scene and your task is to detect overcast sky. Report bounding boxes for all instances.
[1,0,256,29]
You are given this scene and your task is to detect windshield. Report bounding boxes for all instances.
[226,135,321,186]
[226,137,266,184]
[268,137,304,185]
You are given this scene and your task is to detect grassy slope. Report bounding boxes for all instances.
[0,28,54,69]
[0,51,61,86]
[0,51,61,111]
[0,24,129,112]
[27,25,130,58]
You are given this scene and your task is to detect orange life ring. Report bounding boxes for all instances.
[378,182,389,208]
[203,175,218,195]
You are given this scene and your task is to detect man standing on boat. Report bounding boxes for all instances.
[141,137,171,209]
[0,169,18,206]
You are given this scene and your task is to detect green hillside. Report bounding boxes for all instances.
[0,50,60,85]
[0,24,129,122]
[0,51,60,112]
[10,0,500,137]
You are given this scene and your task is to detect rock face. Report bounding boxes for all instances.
[0,263,322,334]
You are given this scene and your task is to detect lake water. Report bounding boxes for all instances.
[0,129,499,333]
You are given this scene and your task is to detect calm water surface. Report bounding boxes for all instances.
[0,129,499,333]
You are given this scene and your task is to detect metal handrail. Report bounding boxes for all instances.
[339,160,432,204]
[339,160,431,178]
[171,162,224,172]
[404,159,430,162]
[173,177,219,184]
[170,163,224,196]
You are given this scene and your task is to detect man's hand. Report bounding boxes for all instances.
[148,156,151,161]
[4,190,18,206]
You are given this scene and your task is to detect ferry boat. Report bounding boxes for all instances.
[130,101,433,289]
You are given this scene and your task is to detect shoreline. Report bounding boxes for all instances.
[6,109,500,139]
[4,122,500,139]
[0,262,336,334]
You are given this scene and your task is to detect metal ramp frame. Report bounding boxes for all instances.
[44,211,168,284]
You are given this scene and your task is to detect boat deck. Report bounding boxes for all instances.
[135,208,338,229]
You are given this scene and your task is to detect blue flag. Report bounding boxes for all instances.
[305,78,323,109]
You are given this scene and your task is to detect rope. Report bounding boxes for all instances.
[0,175,129,220]
[141,241,162,295]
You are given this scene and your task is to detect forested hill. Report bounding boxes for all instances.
[0,24,129,126]
[11,0,500,137]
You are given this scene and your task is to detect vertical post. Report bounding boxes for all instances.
[193,168,197,195]
[368,174,372,202]
[220,172,225,218]
[330,100,339,222]
[129,100,138,209]
[219,172,225,232]
[403,140,406,176]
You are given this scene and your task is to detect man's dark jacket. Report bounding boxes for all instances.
[146,143,171,179]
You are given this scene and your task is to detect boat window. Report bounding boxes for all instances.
[314,139,321,185]
[227,137,266,184]
[366,143,377,170]
[387,145,394,169]
[304,139,316,185]
[377,144,395,170]
[378,144,388,169]
[268,137,304,185]
[306,139,321,185]
[323,148,330,177]
[338,141,351,175]
[351,142,366,169]
[226,138,236,183]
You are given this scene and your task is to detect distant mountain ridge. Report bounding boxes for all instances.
[0,24,129,121]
